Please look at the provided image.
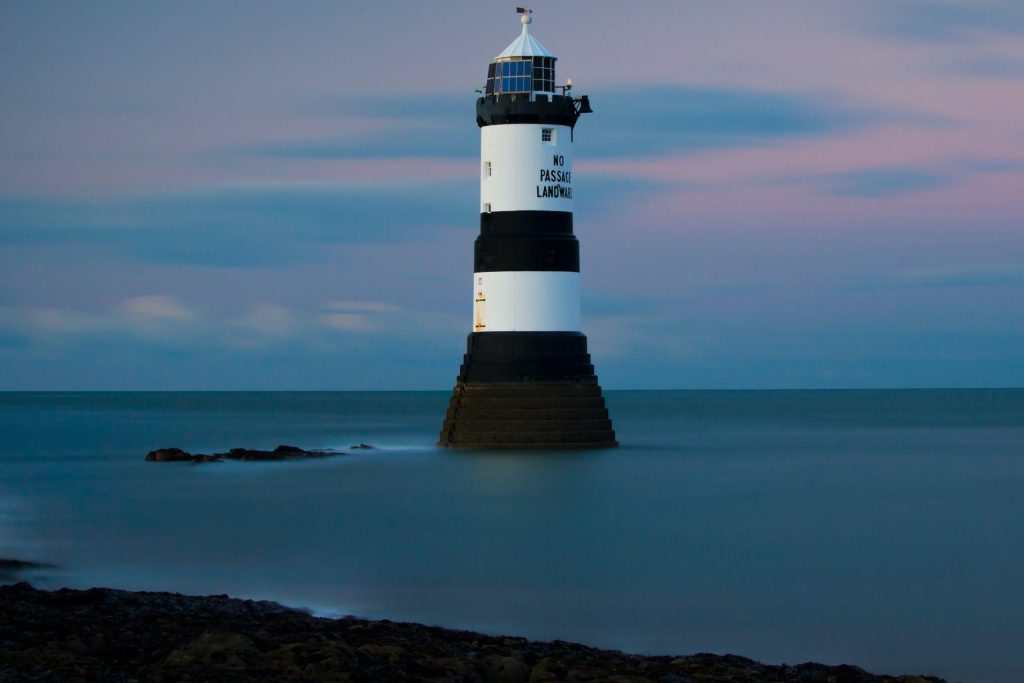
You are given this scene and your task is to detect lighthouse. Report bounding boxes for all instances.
[438,9,617,449]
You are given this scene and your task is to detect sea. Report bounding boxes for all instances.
[1,390,1021,683]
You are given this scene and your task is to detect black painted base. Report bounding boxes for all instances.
[437,332,617,449]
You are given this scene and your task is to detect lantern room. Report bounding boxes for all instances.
[483,9,557,96]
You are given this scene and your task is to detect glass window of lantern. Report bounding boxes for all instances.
[529,56,556,92]
[486,59,551,94]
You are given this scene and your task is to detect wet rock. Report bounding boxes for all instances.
[530,656,566,682]
[225,446,334,461]
[486,655,529,683]
[165,632,260,670]
[62,635,89,655]
[145,447,193,462]
[145,445,334,463]
[266,641,358,680]
[358,643,405,665]
[226,447,279,461]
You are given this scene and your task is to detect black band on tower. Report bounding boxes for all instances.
[476,95,580,128]
[480,210,573,236]
[475,233,580,272]
[457,332,596,383]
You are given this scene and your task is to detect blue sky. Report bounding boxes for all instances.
[1,1,1022,389]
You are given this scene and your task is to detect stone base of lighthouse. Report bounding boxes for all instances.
[437,332,617,449]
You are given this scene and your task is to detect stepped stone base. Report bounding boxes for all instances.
[437,332,617,449]
[437,382,618,449]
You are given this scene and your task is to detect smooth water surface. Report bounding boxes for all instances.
[1,390,1022,683]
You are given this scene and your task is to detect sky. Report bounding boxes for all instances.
[1,0,1023,390]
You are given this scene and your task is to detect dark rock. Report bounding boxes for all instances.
[145,447,193,462]
[349,443,376,450]
[222,446,334,462]
[266,641,358,678]
[146,445,335,463]
[0,583,950,683]
[530,655,566,682]
[62,635,89,655]
[226,447,284,461]
[165,632,260,670]
[486,655,529,683]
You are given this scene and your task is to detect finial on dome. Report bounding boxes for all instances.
[516,6,533,29]
[494,7,552,60]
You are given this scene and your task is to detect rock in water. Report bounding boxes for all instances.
[145,447,193,462]
[146,445,334,463]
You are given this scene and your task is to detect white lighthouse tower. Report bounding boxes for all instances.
[438,8,616,449]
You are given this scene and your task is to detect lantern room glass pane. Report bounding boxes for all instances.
[486,58,556,94]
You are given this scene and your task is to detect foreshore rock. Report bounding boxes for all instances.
[145,444,335,464]
[0,582,947,683]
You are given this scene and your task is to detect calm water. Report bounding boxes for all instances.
[1,390,1021,683]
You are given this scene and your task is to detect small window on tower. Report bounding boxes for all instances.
[541,128,554,143]
[484,161,492,177]
[483,202,491,213]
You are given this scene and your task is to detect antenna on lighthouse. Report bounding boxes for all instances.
[516,6,533,26]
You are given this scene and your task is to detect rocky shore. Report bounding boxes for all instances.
[0,582,946,683]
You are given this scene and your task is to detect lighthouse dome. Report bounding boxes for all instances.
[495,15,554,60]
[484,12,557,96]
